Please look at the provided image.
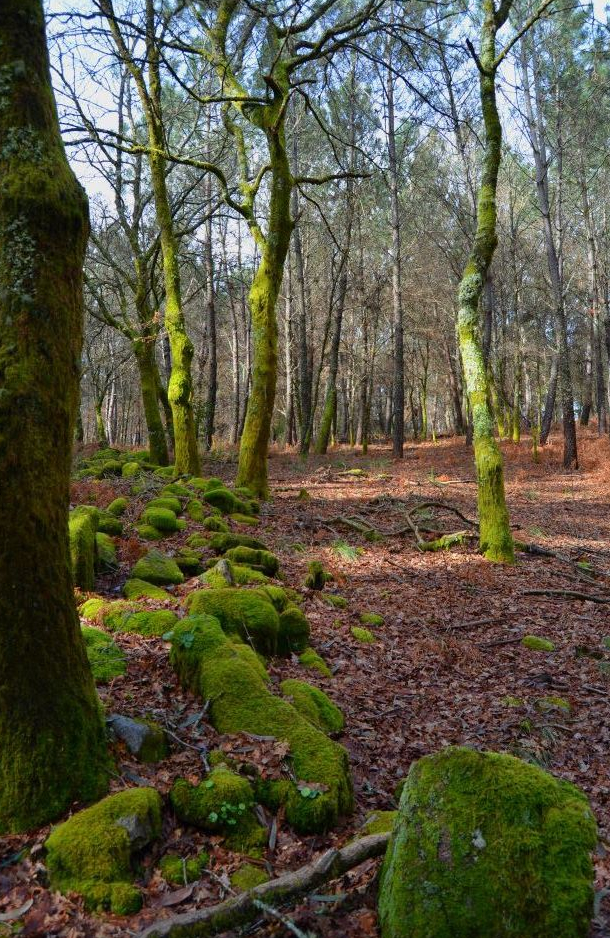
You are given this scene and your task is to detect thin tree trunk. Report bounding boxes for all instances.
[387,49,404,458]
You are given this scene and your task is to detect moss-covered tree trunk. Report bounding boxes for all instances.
[134,337,170,466]
[457,0,513,563]
[236,129,293,497]
[0,0,108,832]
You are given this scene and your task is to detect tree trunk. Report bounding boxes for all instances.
[387,54,404,458]
[203,170,217,452]
[0,0,108,832]
[134,338,170,465]
[540,353,558,444]
[456,0,513,563]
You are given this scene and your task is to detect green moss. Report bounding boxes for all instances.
[224,547,279,576]
[305,560,333,590]
[122,578,168,601]
[536,696,571,713]
[323,594,348,609]
[159,852,209,885]
[204,487,245,515]
[184,588,279,656]
[160,483,191,497]
[132,550,184,585]
[360,612,383,627]
[134,719,169,762]
[188,477,211,492]
[378,747,597,938]
[299,647,332,677]
[100,459,123,477]
[95,532,117,572]
[230,863,269,891]
[140,506,179,533]
[277,605,310,655]
[69,506,98,590]
[231,513,259,525]
[203,561,269,589]
[254,585,288,610]
[114,609,178,638]
[201,515,229,532]
[204,477,224,491]
[97,512,123,536]
[522,635,555,652]
[147,496,182,514]
[79,596,107,621]
[45,787,162,914]
[154,465,176,479]
[81,626,126,683]
[359,809,397,836]
[174,548,204,576]
[170,766,266,853]
[107,497,128,517]
[280,679,344,733]
[136,523,164,540]
[170,616,353,833]
[351,626,375,644]
[209,532,267,553]
[186,533,209,548]
[121,461,141,478]
[501,696,524,708]
[185,498,206,522]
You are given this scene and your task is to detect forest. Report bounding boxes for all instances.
[2,0,610,935]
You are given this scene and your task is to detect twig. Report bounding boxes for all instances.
[137,833,390,938]
[523,589,610,604]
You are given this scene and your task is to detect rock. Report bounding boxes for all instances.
[378,746,597,938]
[131,549,184,585]
[107,714,169,762]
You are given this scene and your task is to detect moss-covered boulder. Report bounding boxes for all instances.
[351,626,375,644]
[280,679,344,733]
[170,765,266,847]
[107,714,169,762]
[45,788,162,914]
[186,532,210,548]
[359,809,397,836]
[131,550,184,586]
[360,612,384,627]
[202,515,229,533]
[186,498,207,522]
[299,647,332,677]
[81,626,126,684]
[69,506,99,590]
[255,584,289,611]
[277,605,311,655]
[140,506,179,533]
[159,851,209,885]
[203,487,243,515]
[97,511,123,537]
[378,747,597,938]
[136,523,164,540]
[122,578,168,601]
[147,496,182,514]
[231,513,259,526]
[224,547,279,577]
[184,588,280,656]
[209,532,267,553]
[107,497,128,517]
[170,616,353,833]
[111,608,178,638]
[122,461,141,478]
[174,548,204,576]
[202,560,268,589]
[161,482,191,497]
[95,532,117,572]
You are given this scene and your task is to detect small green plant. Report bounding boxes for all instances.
[208,801,248,826]
[332,540,362,562]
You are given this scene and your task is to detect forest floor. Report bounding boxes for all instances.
[3,429,610,937]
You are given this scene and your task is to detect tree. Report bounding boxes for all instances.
[0,0,108,831]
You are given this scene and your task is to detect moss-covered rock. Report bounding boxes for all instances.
[107,497,129,517]
[204,487,248,515]
[69,506,99,590]
[277,605,311,655]
[224,547,279,577]
[186,499,207,522]
[254,585,289,611]
[174,548,204,576]
[202,561,268,589]
[202,515,229,533]
[359,809,397,836]
[299,647,332,677]
[230,513,259,526]
[351,626,375,644]
[170,766,258,835]
[161,482,192,497]
[159,852,209,885]
[100,459,124,477]
[147,496,182,514]
[95,532,117,572]
[140,506,179,533]
[154,465,176,479]
[45,788,162,914]
[185,588,280,656]
[122,461,141,478]
[186,533,210,548]
[97,512,123,536]
[305,560,333,590]
[113,608,178,638]
[378,747,597,938]
[360,612,384,627]
[132,550,185,586]
[136,523,164,540]
[81,626,126,683]
[522,635,555,652]
[230,863,269,891]
[122,578,168,601]
[209,532,267,553]
[280,679,344,733]
[108,714,169,762]
[323,594,348,609]
[170,616,353,833]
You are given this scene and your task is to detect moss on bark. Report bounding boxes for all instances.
[0,0,108,832]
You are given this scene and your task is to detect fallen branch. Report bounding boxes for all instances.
[523,589,610,604]
[137,833,390,938]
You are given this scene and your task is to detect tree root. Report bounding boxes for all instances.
[523,588,610,604]
[137,832,390,938]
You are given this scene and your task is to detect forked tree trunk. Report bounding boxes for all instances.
[0,0,108,832]
[134,337,170,465]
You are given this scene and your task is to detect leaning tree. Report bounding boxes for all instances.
[0,0,108,831]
